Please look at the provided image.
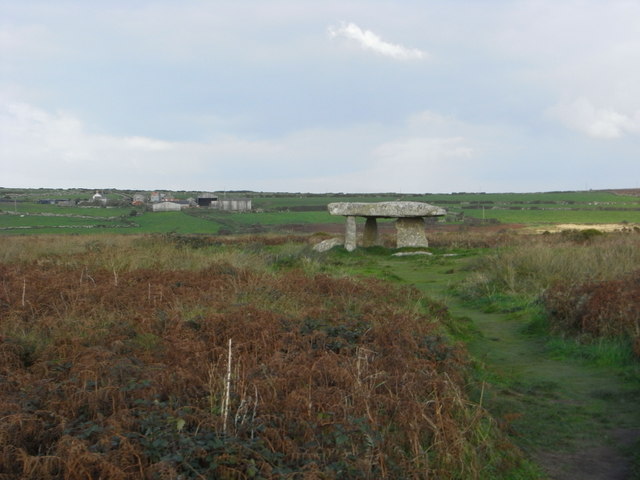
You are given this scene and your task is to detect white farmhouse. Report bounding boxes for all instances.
[92,191,107,205]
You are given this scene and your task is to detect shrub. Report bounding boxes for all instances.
[543,271,640,356]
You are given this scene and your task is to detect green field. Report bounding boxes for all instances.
[1,188,639,235]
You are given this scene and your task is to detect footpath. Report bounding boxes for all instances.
[386,255,640,480]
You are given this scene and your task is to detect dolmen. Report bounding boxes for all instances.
[328,201,446,251]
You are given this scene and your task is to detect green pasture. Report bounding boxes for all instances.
[131,212,218,234]
[0,188,131,203]
[6,203,133,217]
[1,189,639,235]
[0,214,123,229]
[187,209,335,226]
[0,212,218,236]
[250,191,638,209]
[469,208,640,224]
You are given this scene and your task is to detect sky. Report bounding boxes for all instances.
[2,0,640,193]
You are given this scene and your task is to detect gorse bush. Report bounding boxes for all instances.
[0,235,518,479]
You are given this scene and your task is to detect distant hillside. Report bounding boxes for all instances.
[606,188,640,197]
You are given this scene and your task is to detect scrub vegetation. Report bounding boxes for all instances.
[2,190,640,478]
[322,229,640,479]
[458,231,640,362]
[0,234,529,479]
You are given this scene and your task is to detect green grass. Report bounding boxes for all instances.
[547,336,639,370]
[187,209,336,226]
[524,312,640,371]
[0,214,125,229]
[2,189,639,236]
[5,203,132,216]
[470,208,640,224]
[127,211,219,234]
[0,211,218,235]
[250,190,640,209]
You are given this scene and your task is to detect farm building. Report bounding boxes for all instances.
[132,193,146,205]
[218,198,252,212]
[152,201,189,212]
[92,192,107,205]
[150,191,167,203]
[197,193,218,207]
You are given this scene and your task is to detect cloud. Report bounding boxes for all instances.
[0,96,280,189]
[256,122,481,193]
[1,94,486,192]
[6,93,621,194]
[328,22,426,60]
[265,136,477,193]
[367,137,474,188]
[549,98,640,139]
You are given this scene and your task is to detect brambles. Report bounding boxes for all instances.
[0,235,516,479]
[543,271,640,356]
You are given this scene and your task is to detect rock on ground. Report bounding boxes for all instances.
[312,238,343,252]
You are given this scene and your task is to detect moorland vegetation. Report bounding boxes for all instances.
[454,230,640,360]
[1,188,640,478]
[0,234,529,479]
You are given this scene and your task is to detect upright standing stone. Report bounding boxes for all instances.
[345,216,357,252]
[363,217,379,247]
[396,217,429,248]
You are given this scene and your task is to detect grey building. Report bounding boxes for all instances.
[217,198,252,212]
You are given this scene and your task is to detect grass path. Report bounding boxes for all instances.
[379,254,640,480]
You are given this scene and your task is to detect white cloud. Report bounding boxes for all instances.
[490,1,640,135]
[549,98,640,139]
[328,22,426,60]
[123,137,172,151]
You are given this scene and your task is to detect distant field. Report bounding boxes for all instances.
[251,191,640,209]
[11,204,132,216]
[1,188,639,235]
[476,208,640,224]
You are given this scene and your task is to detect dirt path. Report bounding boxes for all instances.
[384,256,640,480]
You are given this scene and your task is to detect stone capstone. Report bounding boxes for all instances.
[328,201,446,218]
[327,201,446,251]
